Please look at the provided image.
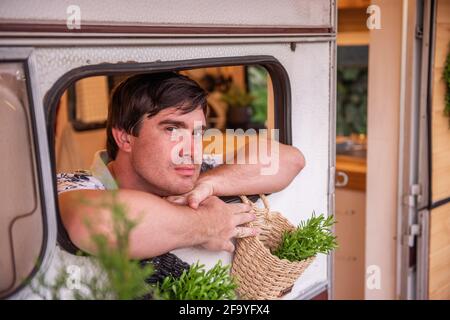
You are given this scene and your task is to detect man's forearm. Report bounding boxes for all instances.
[199,141,305,196]
[58,189,206,259]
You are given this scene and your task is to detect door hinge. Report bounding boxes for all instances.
[402,184,423,247]
[407,183,422,207]
[405,223,421,247]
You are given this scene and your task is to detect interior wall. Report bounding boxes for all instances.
[365,0,403,300]
[55,91,107,173]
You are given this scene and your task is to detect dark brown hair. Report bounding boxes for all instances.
[106,72,208,160]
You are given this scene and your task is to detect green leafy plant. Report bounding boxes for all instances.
[153,261,237,300]
[273,213,338,262]
[221,85,255,109]
[247,66,268,125]
[337,65,368,136]
[82,192,155,299]
[31,191,154,300]
[444,47,450,124]
[30,192,238,300]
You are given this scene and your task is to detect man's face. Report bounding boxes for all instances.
[129,107,206,196]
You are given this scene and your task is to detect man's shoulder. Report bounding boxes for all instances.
[56,170,106,194]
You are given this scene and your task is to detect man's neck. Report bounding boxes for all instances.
[108,153,160,195]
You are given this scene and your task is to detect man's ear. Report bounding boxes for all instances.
[111,128,133,153]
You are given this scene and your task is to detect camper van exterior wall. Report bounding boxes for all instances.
[0,0,337,300]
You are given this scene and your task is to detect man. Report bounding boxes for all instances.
[57,72,305,259]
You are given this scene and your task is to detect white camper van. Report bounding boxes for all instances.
[0,0,337,300]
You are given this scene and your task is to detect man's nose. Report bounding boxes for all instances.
[178,133,194,158]
[178,133,202,163]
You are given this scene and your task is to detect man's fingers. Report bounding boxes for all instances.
[165,195,188,205]
[233,212,257,225]
[229,203,253,214]
[188,194,200,209]
[233,226,261,239]
[223,241,235,252]
[187,182,214,209]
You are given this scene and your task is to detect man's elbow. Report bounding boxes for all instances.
[59,196,96,254]
[63,211,95,254]
[287,146,306,175]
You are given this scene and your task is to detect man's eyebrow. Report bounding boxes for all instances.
[158,119,206,130]
[195,124,207,131]
[157,119,188,128]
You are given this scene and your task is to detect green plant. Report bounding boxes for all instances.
[273,213,338,262]
[336,65,368,136]
[247,66,268,125]
[83,192,155,299]
[221,85,254,109]
[153,261,237,300]
[444,46,450,124]
[31,192,154,300]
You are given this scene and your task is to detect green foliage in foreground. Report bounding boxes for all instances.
[31,191,154,300]
[30,192,236,300]
[82,192,154,299]
[154,261,237,300]
[273,213,338,262]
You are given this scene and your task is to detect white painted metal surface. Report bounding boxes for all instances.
[1,0,335,300]
[26,41,331,299]
[0,0,332,28]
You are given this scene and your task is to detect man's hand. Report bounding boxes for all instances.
[195,196,261,252]
[165,178,214,209]
[59,189,260,259]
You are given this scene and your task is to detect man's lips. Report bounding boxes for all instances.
[174,165,196,176]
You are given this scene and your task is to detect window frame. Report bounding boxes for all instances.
[44,55,292,241]
[0,50,53,299]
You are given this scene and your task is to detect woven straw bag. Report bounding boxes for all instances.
[231,194,315,300]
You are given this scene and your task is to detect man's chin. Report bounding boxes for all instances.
[167,176,198,195]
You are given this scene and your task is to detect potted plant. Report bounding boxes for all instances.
[221,85,254,129]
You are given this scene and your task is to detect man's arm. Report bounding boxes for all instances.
[167,139,305,208]
[205,139,305,196]
[58,189,256,259]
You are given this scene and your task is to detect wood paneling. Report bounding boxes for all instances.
[334,188,366,299]
[429,202,450,299]
[429,2,450,299]
[431,0,450,203]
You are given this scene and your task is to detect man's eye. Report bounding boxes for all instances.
[193,130,204,137]
[166,127,177,132]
